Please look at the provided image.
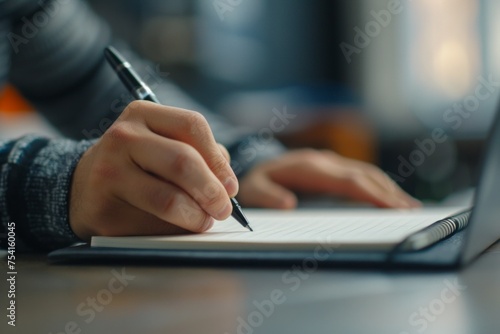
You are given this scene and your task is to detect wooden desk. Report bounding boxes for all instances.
[2,244,500,334]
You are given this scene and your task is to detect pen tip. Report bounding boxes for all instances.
[247,225,254,232]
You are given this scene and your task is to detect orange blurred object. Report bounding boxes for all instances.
[0,85,34,115]
[277,109,378,164]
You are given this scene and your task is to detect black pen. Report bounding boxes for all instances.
[104,46,253,232]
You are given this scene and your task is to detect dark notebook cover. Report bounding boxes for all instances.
[48,229,467,270]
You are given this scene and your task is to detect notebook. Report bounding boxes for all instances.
[91,207,467,251]
[49,78,500,268]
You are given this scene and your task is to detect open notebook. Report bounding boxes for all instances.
[91,207,466,251]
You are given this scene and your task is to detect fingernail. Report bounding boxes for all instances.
[217,201,232,220]
[224,177,239,197]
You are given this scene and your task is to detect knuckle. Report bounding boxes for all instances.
[218,144,231,161]
[105,122,137,145]
[185,112,210,136]
[170,146,198,177]
[210,156,230,175]
[125,100,147,115]
[200,186,224,208]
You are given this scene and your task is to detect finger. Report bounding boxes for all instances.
[129,101,238,196]
[341,173,406,208]
[268,155,408,208]
[362,166,421,207]
[333,154,421,208]
[326,169,409,208]
[239,174,297,209]
[113,162,215,233]
[322,151,420,208]
[218,144,231,163]
[129,132,233,220]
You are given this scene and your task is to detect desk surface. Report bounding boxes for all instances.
[2,243,500,334]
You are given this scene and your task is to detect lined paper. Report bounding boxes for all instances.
[91,208,463,251]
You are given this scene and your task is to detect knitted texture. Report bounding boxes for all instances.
[0,136,92,250]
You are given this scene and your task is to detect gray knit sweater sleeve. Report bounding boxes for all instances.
[0,136,92,250]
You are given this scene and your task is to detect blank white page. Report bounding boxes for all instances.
[91,207,464,251]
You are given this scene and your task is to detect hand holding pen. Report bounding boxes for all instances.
[67,47,251,242]
[104,46,252,231]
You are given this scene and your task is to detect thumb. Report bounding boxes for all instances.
[239,175,297,209]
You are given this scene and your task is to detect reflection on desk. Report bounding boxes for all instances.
[1,242,499,334]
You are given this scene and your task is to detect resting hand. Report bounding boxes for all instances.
[237,149,420,209]
[69,101,238,241]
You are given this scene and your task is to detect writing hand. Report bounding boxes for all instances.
[69,101,238,241]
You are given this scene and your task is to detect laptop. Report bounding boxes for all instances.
[48,106,500,270]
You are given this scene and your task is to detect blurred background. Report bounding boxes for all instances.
[2,0,499,203]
